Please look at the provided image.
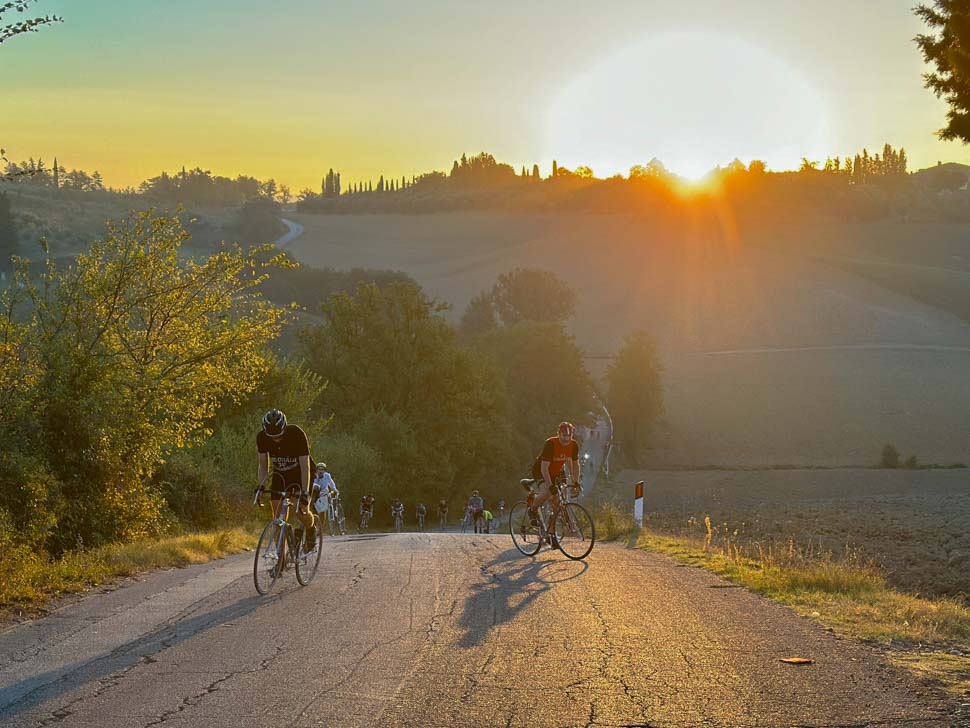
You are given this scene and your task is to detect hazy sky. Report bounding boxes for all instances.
[3,0,967,189]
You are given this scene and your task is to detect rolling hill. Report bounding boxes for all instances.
[287,210,970,468]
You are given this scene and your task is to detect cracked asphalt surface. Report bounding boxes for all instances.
[0,534,957,727]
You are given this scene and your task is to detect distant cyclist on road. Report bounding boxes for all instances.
[360,494,375,529]
[391,498,405,530]
[467,490,485,534]
[312,462,338,514]
[416,502,427,531]
[528,421,582,538]
[256,409,316,552]
[483,509,493,534]
[438,499,449,529]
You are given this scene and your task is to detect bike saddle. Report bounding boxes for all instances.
[520,478,536,490]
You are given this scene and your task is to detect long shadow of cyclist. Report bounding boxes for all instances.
[457,547,588,649]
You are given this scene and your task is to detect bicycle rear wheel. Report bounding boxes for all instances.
[556,502,595,560]
[254,521,283,595]
[295,514,322,586]
[326,508,336,537]
[509,500,541,556]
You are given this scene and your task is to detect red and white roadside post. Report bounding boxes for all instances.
[634,481,644,527]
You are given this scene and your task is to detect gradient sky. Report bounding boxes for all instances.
[2,0,968,190]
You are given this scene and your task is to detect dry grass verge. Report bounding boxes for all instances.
[638,528,970,696]
[0,527,259,621]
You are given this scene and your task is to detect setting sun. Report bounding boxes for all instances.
[545,30,832,179]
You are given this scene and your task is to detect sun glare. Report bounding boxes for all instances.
[545,30,831,179]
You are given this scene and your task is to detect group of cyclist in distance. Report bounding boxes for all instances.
[256,409,583,546]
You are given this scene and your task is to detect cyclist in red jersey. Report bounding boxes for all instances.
[528,421,581,525]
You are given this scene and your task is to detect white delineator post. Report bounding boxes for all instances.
[633,480,644,527]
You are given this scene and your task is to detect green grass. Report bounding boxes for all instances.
[591,502,640,543]
[0,526,259,619]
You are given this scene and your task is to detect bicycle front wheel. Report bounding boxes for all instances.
[326,509,336,537]
[254,521,283,595]
[556,502,595,560]
[296,514,322,586]
[509,500,541,556]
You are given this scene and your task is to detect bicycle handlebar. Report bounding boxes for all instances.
[253,487,309,507]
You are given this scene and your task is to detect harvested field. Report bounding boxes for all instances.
[605,468,970,600]
[288,211,970,467]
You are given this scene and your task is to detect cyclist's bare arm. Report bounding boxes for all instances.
[299,455,309,493]
[257,449,269,489]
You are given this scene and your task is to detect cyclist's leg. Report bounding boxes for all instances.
[296,503,316,550]
[530,483,552,522]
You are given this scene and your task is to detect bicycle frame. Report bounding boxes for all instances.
[256,490,301,575]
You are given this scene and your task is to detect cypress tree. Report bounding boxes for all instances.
[552,160,558,178]
[53,157,59,189]
[532,164,540,179]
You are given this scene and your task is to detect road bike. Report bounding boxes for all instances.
[509,474,595,560]
[253,483,323,595]
[438,510,448,531]
[323,491,346,536]
[417,510,426,531]
[393,509,404,532]
[359,507,373,532]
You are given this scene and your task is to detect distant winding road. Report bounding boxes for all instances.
[273,218,304,249]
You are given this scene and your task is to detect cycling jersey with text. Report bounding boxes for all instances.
[256,425,309,488]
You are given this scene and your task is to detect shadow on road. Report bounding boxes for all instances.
[457,549,588,648]
[0,595,265,721]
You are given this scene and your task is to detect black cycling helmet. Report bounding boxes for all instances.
[262,409,287,437]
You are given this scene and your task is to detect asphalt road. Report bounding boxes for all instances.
[0,534,955,727]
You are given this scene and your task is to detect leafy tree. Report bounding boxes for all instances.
[298,281,512,497]
[491,268,577,326]
[605,330,664,466]
[880,443,900,469]
[916,1,970,143]
[460,291,498,337]
[3,212,287,550]
[0,1,62,45]
[477,320,595,460]
[234,196,283,244]
[629,159,669,180]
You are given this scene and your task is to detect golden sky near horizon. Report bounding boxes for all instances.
[2,0,968,190]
